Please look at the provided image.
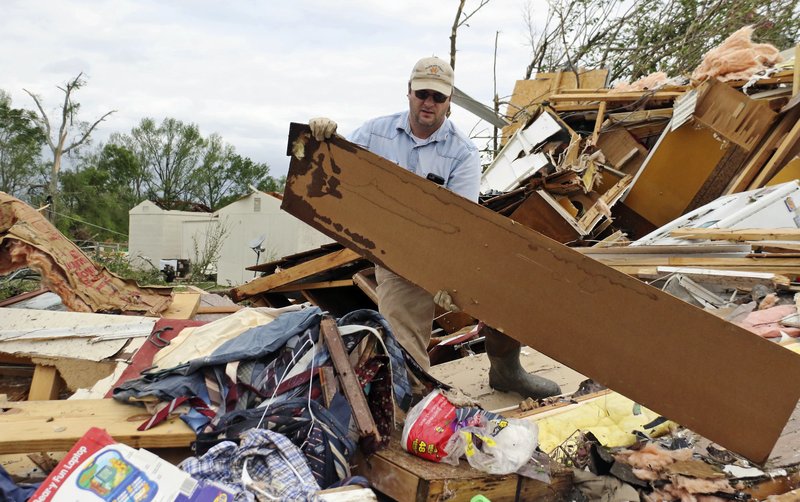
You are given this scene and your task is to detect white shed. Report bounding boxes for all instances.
[128,192,333,286]
[128,200,213,271]
[212,191,333,286]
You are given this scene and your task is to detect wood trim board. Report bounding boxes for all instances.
[0,399,194,454]
[280,123,800,464]
[230,248,361,301]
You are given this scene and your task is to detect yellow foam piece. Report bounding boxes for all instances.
[535,392,675,453]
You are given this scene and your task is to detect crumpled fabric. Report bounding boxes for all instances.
[213,396,356,489]
[0,464,39,502]
[180,428,320,502]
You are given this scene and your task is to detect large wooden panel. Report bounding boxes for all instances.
[280,124,800,464]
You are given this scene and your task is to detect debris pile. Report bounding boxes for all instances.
[1,26,800,502]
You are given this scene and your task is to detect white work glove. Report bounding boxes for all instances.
[309,117,338,141]
[434,289,460,312]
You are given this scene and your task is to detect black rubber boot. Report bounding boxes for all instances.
[483,324,561,399]
[487,350,562,398]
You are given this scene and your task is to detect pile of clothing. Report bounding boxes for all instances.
[113,306,420,499]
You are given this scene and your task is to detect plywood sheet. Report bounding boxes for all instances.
[768,156,800,186]
[624,124,728,227]
[502,69,608,142]
[280,124,800,464]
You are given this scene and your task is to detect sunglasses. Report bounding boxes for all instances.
[414,89,448,103]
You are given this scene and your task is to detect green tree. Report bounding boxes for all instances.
[106,132,151,201]
[190,133,235,211]
[119,118,278,210]
[56,142,143,242]
[23,73,115,222]
[127,117,204,207]
[0,90,45,198]
[59,164,129,241]
[193,145,273,210]
[257,174,286,194]
[98,143,147,203]
[524,0,800,82]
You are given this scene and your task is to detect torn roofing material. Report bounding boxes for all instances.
[0,192,171,315]
[280,123,800,465]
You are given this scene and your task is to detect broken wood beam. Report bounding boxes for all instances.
[319,316,380,444]
[635,267,791,291]
[196,305,243,314]
[161,292,200,320]
[670,228,800,242]
[28,365,61,401]
[726,106,800,194]
[280,123,800,464]
[230,248,361,302]
[0,399,194,454]
[548,91,683,102]
[352,268,378,304]
[270,278,354,293]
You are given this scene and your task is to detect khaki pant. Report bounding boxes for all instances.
[375,265,434,371]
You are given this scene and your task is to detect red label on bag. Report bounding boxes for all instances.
[403,392,457,462]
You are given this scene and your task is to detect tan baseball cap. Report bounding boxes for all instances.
[409,56,454,96]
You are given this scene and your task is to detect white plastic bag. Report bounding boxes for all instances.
[442,415,539,475]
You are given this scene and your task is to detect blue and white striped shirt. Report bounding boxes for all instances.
[349,111,481,202]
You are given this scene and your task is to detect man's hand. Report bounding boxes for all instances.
[434,289,460,312]
[309,117,338,141]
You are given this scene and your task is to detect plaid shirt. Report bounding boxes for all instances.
[181,428,320,502]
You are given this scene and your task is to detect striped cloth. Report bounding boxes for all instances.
[180,428,320,502]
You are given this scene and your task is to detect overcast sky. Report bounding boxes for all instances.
[1,0,540,178]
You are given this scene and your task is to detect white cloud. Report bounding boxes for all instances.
[1,0,542,178]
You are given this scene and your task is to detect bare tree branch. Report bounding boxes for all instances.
[450,0,491,71]
[24,72,115,223]
[22,90,55,151]
[450,0,466,70]
[62,110,116,155]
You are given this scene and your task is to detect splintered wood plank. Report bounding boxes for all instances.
[726,106,800,194]
[670,228,800,241]
[161,292,200,319]
[548,91,683,102]
[230,248,361,301]
[0,399,194,454]
[270,279,354,293]
[352,268,378,304]
[749,116,800,189]
[319,317,380,443]
[196,305,242,314]
[587,256,800,277]
[281,123,800,464]
[636,267,790,291]
[28,365,61,401]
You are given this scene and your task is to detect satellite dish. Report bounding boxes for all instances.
[248,235,267,277]
[248,235,266,251]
